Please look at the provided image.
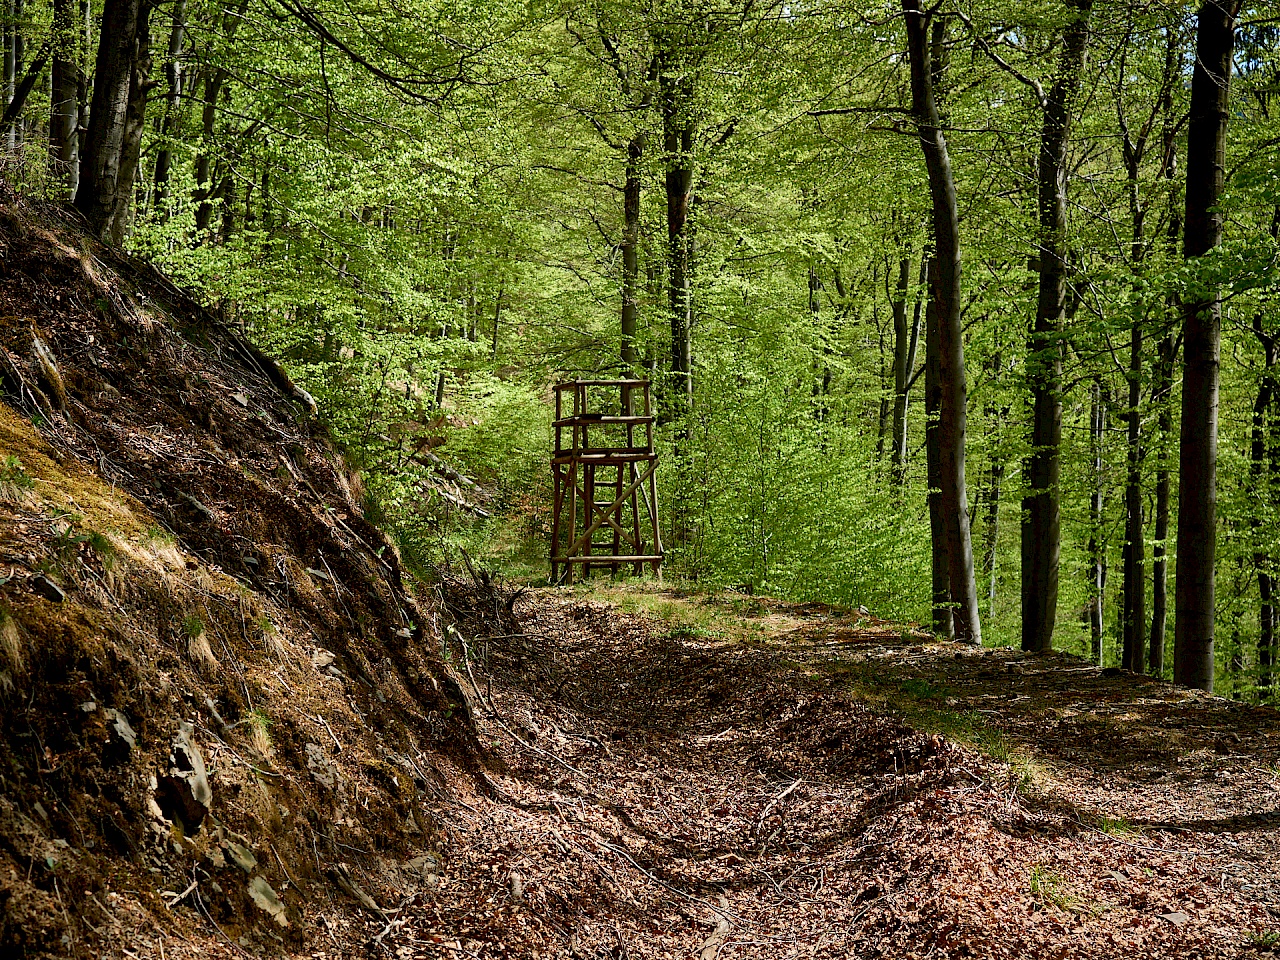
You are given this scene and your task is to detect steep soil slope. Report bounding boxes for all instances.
[0,190,474,957]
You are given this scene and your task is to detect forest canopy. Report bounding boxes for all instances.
[2,0,1278,695]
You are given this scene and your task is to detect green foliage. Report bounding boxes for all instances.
[0,455,34,502]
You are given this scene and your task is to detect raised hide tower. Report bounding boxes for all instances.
[550,380,662,584]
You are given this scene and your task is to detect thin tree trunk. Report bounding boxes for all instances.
[1175,0,1241,692]
[49,0,80,194]
[1088,381,1107,664]
[1150,330,1176,674]
[1150,39,1182,677]
[0,36,48,140]
[1022,0,1093,654]
[3,1,13,150]
[152,0,185,212]
[5,0,21,151]
[923,256,953,640]
[1250,319,1277,695]
[193,0,247,234]
[905,0,980,644]
[659,47,694,414]
[621,132,643,376]
[1121,319,1146,672]
[890,253,922,482]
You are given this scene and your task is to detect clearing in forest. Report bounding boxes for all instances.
[368,579,1280,960]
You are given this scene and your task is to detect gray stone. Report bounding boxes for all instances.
[223,840,257,873]
[105,709,136,751]
[155,721,211,833]
[30,574,66,603]
[305,742,338,790]
[247,876,289,928]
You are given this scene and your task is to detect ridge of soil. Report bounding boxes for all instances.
[0,192,475,957]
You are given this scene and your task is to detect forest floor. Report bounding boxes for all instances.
[326,579,1280,960]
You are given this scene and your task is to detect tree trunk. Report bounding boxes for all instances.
[49,0,80,194]
[1251,322,1277,695]
[1121,319,1146,672]
[74,0,142,239]
[659,48,694,414]
[4,0,22,151]
[1150,40,1182,677]
[905,0,980,644]
[1175,0,1241,692]
[621,132,643,376]
[1150,330,1175,675]
[1088,383,1104,661]
[107,0,153,245]
[1022,0,1093,654]
[152,0,185,212]
[890,253,923,482]
[0,36,48,141]
[1088,381,1107,664]
[3,1,13,150]
[924,256,953,641]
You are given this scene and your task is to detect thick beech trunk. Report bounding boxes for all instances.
[74,0,142,238]
[108,0,153,245]
[905,0,980,644]
[1022,0,1092,654]
[1175,0,1240,692]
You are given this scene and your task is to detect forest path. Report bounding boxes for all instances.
[379,582,1280,959]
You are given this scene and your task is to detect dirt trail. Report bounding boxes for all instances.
[367,582,1280,959]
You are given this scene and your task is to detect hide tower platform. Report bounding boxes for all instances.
[550,380,663,584]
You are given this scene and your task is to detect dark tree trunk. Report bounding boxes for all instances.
[1150,43,1182,677]
[49,0,80,194]
[74,0,143,239]
[1121,319,1146,673]
[659,48,694,414]
[1022,0,1093,654]
[923,256,953,641]
[193,64,226,233]
[890,253,923,482]
[193,0,247,234]
[1251,321,1278,694]
[621,132,643,376]
[1150,330,1176,675]
[905,0,981,644]
[1088,380,1107,664]
[152,0,186,212]
[1175,0,1241,692]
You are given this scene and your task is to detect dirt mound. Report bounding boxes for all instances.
[0,193,475,956]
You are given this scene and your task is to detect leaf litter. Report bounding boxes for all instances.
[359,578,1280,959]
